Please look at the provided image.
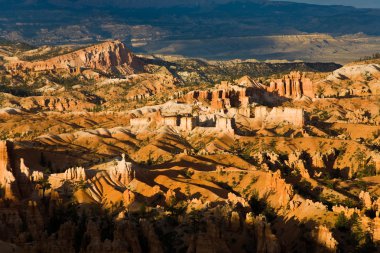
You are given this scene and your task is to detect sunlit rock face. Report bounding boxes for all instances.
[110,154,135,187]
[269,71,314,98]
[6,40,143,75]
[0,141,19,200]
[254,106,305,127]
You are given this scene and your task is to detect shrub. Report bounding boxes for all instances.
[0,84,41,97]
[335,212,350,231]
[0,184,4,198]
[249,190,277,222]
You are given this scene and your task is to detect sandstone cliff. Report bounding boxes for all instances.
[6,40,143,75]
[0,141,19,200]
[269,71,314,98]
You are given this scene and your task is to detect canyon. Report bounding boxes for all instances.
[0,40,380,253]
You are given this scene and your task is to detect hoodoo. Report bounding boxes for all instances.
[269,71,314,98]
[0,6,379,251]
[0,141,18,200]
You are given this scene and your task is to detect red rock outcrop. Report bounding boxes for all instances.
[287,151,311,178]
[269,71,314,98]
[0,141,19,200]
[19,158,30,179]
[63,167,86,181]
[6,40,143,75]
[179,116,197,131]
[165,188,177,205]
[332,205,360,218]
[262,170,294,208]
[180,81,265,110]
[359,191,372,209]
[17,96,94,112]
[227,192,249,207]
[122,189,136,207]
[236,76,266,89]
[311,225,338,253]
[249,214,281,253]
[49,167,86,189]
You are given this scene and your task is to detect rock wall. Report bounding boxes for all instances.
[254,106,305,127]
[17,96,94,112]
[6,40,143,75]
[161,114,234,133]
[179,117,197,131]
[0,141,11,182]
[163,117,178,127]
[262,170,294,209]
[269,71,314,98]
[181,81,264,111]
[48,167,86,189]
[0,141,18,200]
[130,118,151,127]
[215,116,234,133]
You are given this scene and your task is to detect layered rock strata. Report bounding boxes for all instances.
[6,40,143,75]
[269,71,314,98]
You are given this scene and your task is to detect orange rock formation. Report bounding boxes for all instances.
[6,40,143,75]
[269,71,314,98]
